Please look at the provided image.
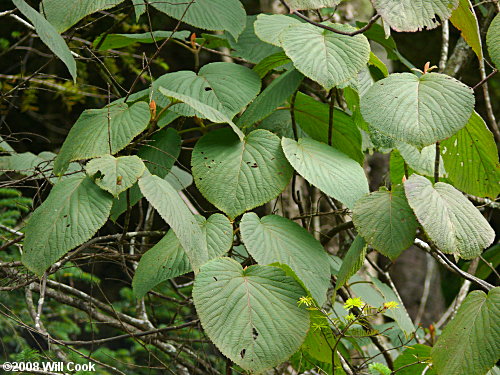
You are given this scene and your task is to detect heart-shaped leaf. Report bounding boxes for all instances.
[404,174,495,259]
[361,73,475,148]
[192,129,293,219]
[193,257,310,373]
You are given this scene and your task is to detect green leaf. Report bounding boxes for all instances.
[53,102,151,175]
[40,0,124,32]
[227,16,281,64]
[193,257,310,373]
[155,63,261,121]
[22,175,113,275]
[282,137,369,209]
[353,186,418,260]
[138,128,181,177]
[14,0,76,81]
[441,112,500,199]
[397,142,446,177]
[160,87,245,140]
[192,129,293,219]
[93,30,190,51]
[287,0,340,10]
[487,13,500,69]
[85,155,145,197]
[132,213,232,298]
[432,288,500,375]
[372,0,459,32]
[361,73,475,148]
[294,92,363,164]
[335,236,367,290]
[131,0,146,21]
[139,173,206,272]
[164,166,193,191]
[151,0,246,39]
[240,213,331,306]
[253,52,292,78]
[394,345,435,375]
[404,174,495,259]
[280,22,370,89]
[254,14,303,47]
[450,0,482,60]
[237,69,303,130]
[133,230,190,298]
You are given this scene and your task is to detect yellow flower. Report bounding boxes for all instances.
[343,297,364,310]
[297,296,314,307]
[383,301,399,310]
[345,313,356,322]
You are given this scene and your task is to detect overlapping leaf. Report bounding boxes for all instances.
[279,22,371,89]
[241,213,330,305]
[335,236,368,290]
[40,0,124,32]
[487,13,500,69]
[22,175,113,275]
[404,174,495,259]
[53,102,150,175]
[193,258,310,373]
[432,288,500,375]
[151,0,246,39]
[138,127,181,177]
[371,0,459,32]
[361,73,475,148]
[282,138,369,209]
[288,0,340,10]
[133,214,232,298]
[139,173,206,272]
[14,0,76,81]
[353,186,418,260]
[294,92,363,164]
[450,0,482,59]
[192,129,293,219]
[441,112,500,198]
[86,155,145,196]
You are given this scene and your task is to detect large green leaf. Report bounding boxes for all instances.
[279,22,370,89]
[335,236,367,290]
[371,0,459,32]
[450,0,482,60]
[85,155,145,197]
[193,257,310,373]
[237,69,303,130]
[432,288,500,375]
[282,137,369,209]
[404,174,495,259]
[288,0,340,10]
[192,129,293,219]
[159,87,245,140]
[441,112,500,199]
[138,127,181,177]
[353,186,418,260]
[93,30,190,51]
[151,0,246,39]
[254,14,303,47]
[53,102,151,175]
[40,0,124,32]
[14,0,76,81]
[240,213,331,306]
[487,13,500,69]
[154,63,261,121]
[361,73,475,148]
[294,92,363,164]
[139,173,206,272]
[22,175,113,275]
[132,213,232,298]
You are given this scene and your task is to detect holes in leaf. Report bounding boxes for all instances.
[240,349,246,359]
